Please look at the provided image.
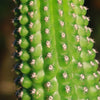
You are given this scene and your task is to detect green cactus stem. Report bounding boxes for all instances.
[13,0,100,100]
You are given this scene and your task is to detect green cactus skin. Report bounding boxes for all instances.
[13,0,100,100]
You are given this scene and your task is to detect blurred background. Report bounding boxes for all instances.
[0,0,100,100]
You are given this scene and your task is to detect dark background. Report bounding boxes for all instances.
[0,0,100,100]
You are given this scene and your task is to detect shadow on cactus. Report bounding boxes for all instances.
[13,0,100,100]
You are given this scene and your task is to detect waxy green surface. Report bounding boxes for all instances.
[14,0,100,100]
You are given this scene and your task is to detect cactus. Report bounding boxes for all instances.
[13,0,100,100]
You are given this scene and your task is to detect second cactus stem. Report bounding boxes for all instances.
[14,0,100,100]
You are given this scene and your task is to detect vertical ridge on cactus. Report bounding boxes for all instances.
[13,0,100,100]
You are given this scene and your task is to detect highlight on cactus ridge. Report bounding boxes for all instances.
[13,0,100,100]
